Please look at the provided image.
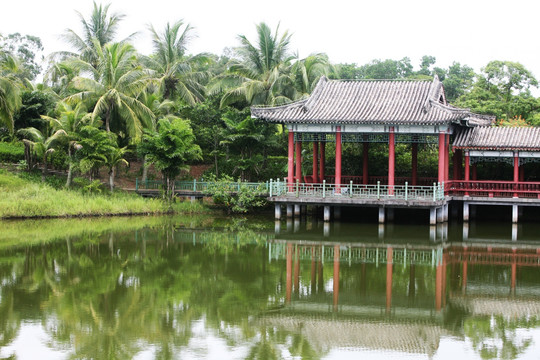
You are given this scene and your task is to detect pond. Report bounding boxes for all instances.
[1,215,540,359]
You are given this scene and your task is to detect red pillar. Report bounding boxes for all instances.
[453,149,462,180]
[320,142,325,182]
[411,143,418,186]
[438,132,445,184]
[333,245,340,311]
[464,151,470,196]
[444,134,450,182]
[295,137,302,183]
[286,243,292,303]
[335,126,342,190]
[312,141,318,183]
[388,127,395,191]
[287,131,294,185]
[514,153,519,198]
[363,142,369,185]
[386,247,393,313]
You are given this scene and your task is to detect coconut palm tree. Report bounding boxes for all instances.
[65,41,155,142]
[60,1,135,67]
[292,53,334,97]
[211,22,298,108]
[0,51,23,134]
[143,20,209,105]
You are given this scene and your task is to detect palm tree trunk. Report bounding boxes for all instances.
[66,148,73,187]
[42,156,48,182]
[109,168,114,192]
[141,155,148,182]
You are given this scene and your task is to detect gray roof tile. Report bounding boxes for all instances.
[251,76,493,126]
[453,126,540,151]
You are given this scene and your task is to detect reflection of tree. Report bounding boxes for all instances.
[464,315,536,360]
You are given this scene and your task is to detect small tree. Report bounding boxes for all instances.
[139,116,201,199]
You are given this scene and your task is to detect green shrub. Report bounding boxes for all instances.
[0,142,25,163]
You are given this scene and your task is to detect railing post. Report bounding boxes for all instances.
[193,179,197,191]
[323,180,326,198]
[350,180,353,198]
[434,182,438,201]
[441,181,444,199]
[377,181,380,200]
[405,181,408,201]
[269,179,273,197]
[296,179,299,198]
[135,178,139,192]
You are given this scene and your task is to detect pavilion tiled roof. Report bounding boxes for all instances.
[251,76,493,126]
[453,126,540,151]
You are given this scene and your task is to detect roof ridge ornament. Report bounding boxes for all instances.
[303,76,328,112]
[422,75,443,114]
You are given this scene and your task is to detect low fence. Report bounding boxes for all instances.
[447,180,540,199]
[135,179,268,193]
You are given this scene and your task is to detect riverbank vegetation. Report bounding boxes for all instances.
[2,2,540,213]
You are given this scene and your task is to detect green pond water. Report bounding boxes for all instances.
[1,214,540,359]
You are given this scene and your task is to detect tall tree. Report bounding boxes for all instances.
[0,33,43,80]
[0,51,23,134]
[144,20,209,104]
[212,22,297,107]
[292,53,333,97]
[65,42,154,142]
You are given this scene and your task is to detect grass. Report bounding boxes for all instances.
[0,169,212,219]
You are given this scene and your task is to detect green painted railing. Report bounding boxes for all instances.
[135,178,444,202]
[268,180,445,201]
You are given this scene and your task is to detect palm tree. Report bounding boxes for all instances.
[292,53,334,97]
[17,126,67,182]
[41,101,94,187]
[143,20,209,105]
[65,41,155,142]
[102,142,128,192]
[60,1,135,67]
[211,22,297,108]
[0,51,23,134]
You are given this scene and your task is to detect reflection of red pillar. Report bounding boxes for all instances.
[388,128,395,191]
[318,260,324,293]
[295,138,302,183]
[386,247,393,312]
[438,132,445,184]
[333,245,340,310]
[286,243,292,303]
[312,141,319,183]
[411,143,418,186]
[435,262,443,311]
[511,249,517,295]
[311,247,316,293]
[442,255,447,307]
[363,142,369,184]
[462,249,468,294]
[335,127,342,190]
[320,142,325,181]
[294,247,300,294]
[288,132,294,185]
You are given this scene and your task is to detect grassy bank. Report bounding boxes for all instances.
[0,169,210,219]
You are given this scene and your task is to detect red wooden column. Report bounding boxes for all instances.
[287,131,294,186]
[388,127,395,192]
[386,247,393,313]
[363,142,369,185]
[464,151,470,196]
[319,142,325,182]
[411,143,418,186]
[286,243,292,303]
[335,126,342,190]
[444,134,450,182]
[333,245,340,311]
[312,141,318,183]
[514,152,519,198]
[295,136,302,183]
[438,132,445,184]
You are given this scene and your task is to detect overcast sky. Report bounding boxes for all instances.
[1,0,540,82]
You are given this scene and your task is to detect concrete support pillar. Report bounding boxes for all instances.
[430,225,436,241]
[275,204,282,220]
[463,222,469,241]
[430,208,437,225]
[443,204,449,222]
[324,206,331,222]
[274,220,281,234]
[294,204,301,217]
[512,205,519,223]
[463,202,469,222]
[378,207,385,224]
[436,207,443,223]
[287,204,293,218]
[387,208,394,222]
[323,222,330,237]
[512,223,518,241]
[378,224,385,239]
[334,206,341,220]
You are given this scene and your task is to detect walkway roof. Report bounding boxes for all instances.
[251,76,493,126]
[453,126,540,151]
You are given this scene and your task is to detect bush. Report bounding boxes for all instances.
[0,142,25,163]
[206,175,267,214]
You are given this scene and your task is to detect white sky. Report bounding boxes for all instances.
[1,0,540,82]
